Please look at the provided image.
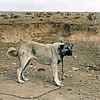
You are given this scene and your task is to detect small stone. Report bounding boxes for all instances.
[73,55,77,59]
[30,63,33,65]
[88,74,92,77]
[29,65,33,68]
[63,73,68,78]
[37,68,45,72]
[44,84,48,88]
[91,70,94,73]
[67,88,72,91]
[1,72,4,74]
[69,71,72,73]
[74,55,77,58]
[86,67,90,70]
[29,96,33,99]
[1,70,7,74]
[44,79,47,82]
[72,67,79,71]
[59,92,63,94]
[96,76,100,80]
[83,60,86,63]
[13,63,16,65]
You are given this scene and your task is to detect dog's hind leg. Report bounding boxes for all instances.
[17,56,31,83]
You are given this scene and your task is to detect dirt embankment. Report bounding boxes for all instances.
[0,12,100,43]
[0,22,100,43]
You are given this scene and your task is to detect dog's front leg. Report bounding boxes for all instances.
[51,63,63,87]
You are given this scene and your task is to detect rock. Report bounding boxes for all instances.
[37,68,45,72]
[86,64,97,71]
[1,70,7,74]
[72,67,79,71]
[13,62,16,65]
[96,76,100,80]
[73,55,77,59]
[67,88,72,91]
[88,74,92,77]
[58,92,63,94]
[86,64,96,68]
[43,79,47,82]
[74,55,77,58]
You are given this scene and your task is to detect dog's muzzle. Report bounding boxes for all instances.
[64,50,72,56]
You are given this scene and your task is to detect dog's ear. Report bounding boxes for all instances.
[60,44,64,50]
[58,44,64,50]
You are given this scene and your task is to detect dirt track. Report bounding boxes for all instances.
[0,12,100,100]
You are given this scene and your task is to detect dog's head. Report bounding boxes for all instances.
[58,43,73,56]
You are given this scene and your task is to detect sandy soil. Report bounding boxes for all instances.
[0,41,100,100]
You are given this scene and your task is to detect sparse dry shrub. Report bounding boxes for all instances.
[4,16,9,19]
[0,14,7,17]
[31,16,34,19]
[87,13,95,21]
[36,13,43,17]
[0,14,9,19]
[25,12,32,15]
[47,12,53,15]
[9,12,19,18]
[64,16,68,18]
[66,13,71,16]
[73,16,80,19]
[39,18,44,21]
[9,20,15,24]
[56,11,60,14]
[39,12,44,15]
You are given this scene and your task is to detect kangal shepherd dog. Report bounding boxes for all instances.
[7,41,73,87]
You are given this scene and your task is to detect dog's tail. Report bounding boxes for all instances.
[7,47,18,57]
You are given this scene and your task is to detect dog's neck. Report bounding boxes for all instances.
[51,43,64,64]
[57,54,63,64]
[57,45,64,64]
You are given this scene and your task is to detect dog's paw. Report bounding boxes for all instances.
[18,80,25,83]
[56,81,63,87]
[23,78,29,81]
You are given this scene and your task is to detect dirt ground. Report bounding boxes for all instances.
[0,12,100,100]
[0,41,100,100]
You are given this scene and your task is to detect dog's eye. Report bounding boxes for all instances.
[65,47,68,49]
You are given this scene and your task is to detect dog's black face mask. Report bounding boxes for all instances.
[58,43,73,57]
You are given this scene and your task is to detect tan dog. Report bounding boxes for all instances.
[7,41,73,87]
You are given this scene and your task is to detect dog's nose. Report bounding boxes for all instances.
[65,50,72,56]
